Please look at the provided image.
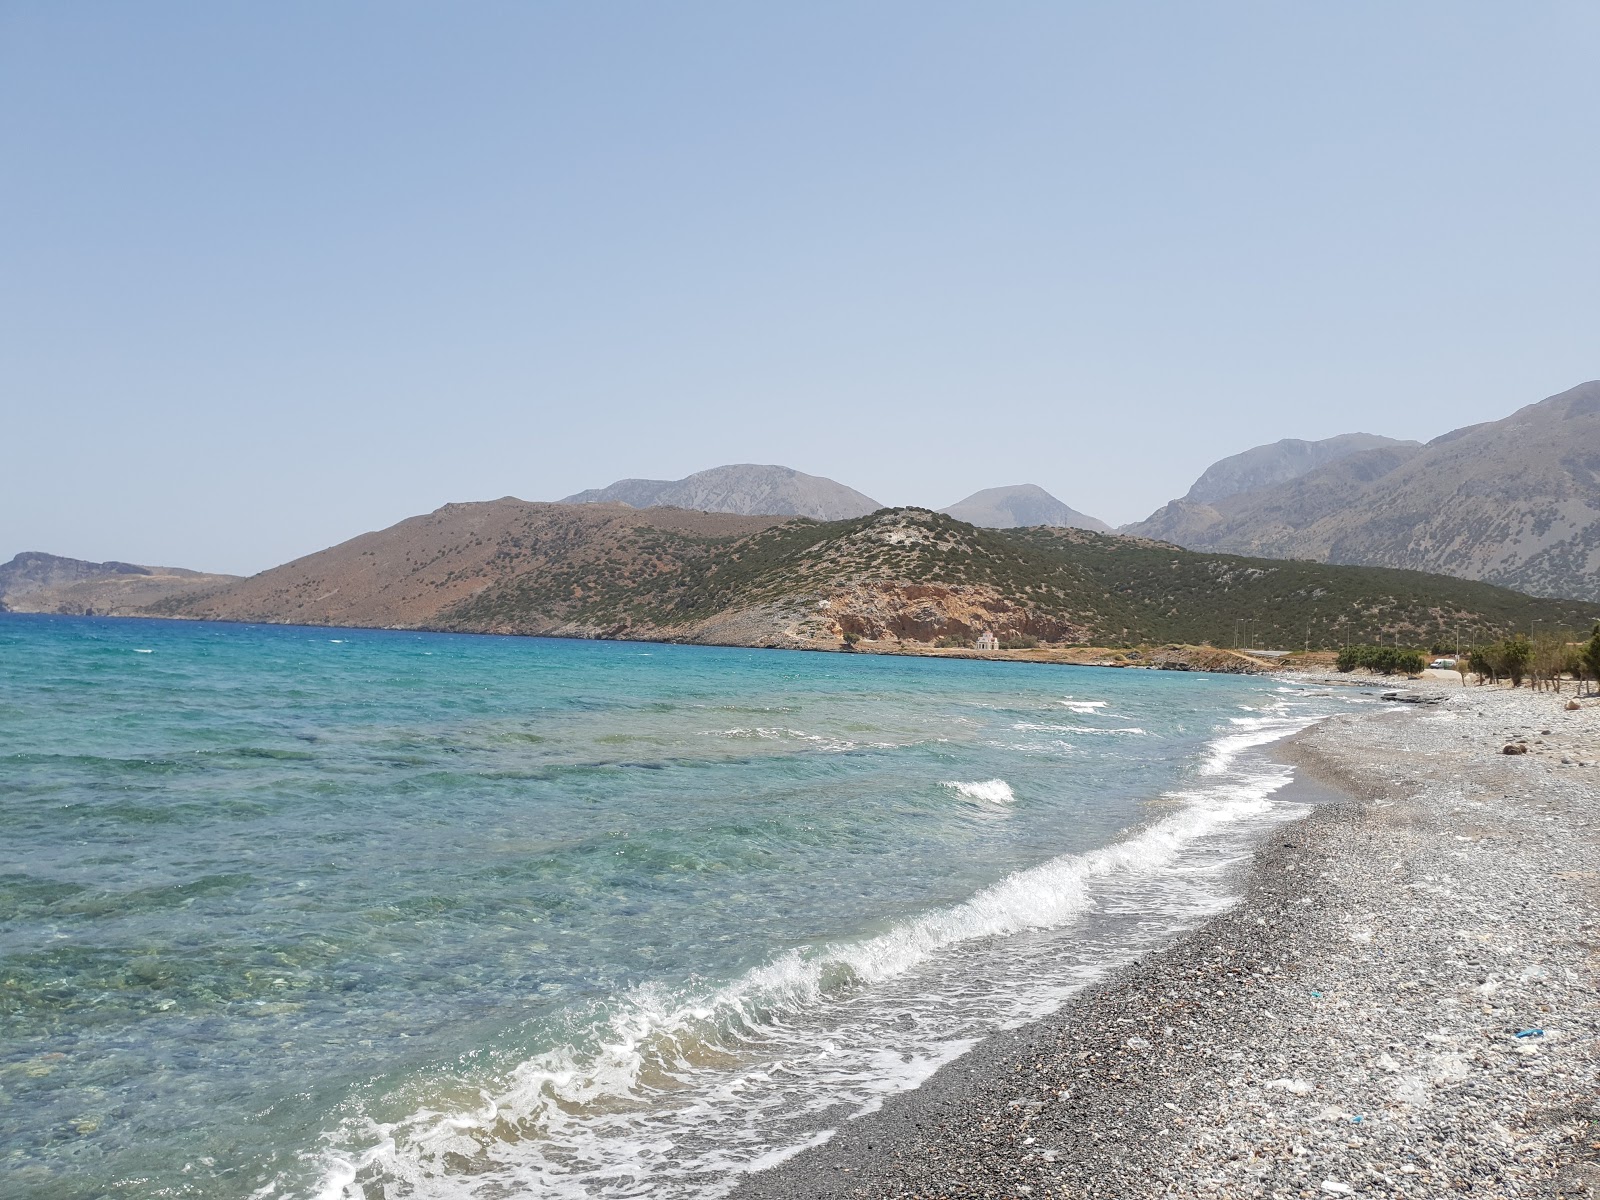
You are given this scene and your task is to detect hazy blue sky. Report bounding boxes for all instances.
[4,2,1597,574]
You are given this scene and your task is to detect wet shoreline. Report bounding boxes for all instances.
[732,678,1600,1197]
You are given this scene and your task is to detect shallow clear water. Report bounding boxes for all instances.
[0,615,1370,1198]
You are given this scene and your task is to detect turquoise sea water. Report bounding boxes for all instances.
[0,615,1372,1198]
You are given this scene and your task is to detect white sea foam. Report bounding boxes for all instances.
[1002,739,1079,756]
[1197,712,1307,777]
[701,727,890,752]
[305,701,1329,1200]
[299,1139,395,1200]
[1057,699,1108,713]
[1013,722,1146,736]
[942,779,1016,804]
[133,648,153,654]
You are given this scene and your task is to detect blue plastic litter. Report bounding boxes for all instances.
[1514,1028,1545,1039]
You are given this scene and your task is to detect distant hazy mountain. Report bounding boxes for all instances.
[0,551,238,615]
[1128,441,1425,549]
[1182,433,1421,505]
[562,464,882,521]
[939,484,1110,532]
[1124,381,1600,600]
[0,551,150,601]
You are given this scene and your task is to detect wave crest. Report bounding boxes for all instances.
[942,779,1016,804]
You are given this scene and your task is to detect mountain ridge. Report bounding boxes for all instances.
[1124,381,1600,599]
[16,381,1600,616]
[1179,433,1421,506]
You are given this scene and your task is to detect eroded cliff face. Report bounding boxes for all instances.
[817,581,1087,644]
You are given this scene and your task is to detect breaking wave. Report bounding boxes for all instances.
[301,707,1329,1200]
[942,778,1016,804]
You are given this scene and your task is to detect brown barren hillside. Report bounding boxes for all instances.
[154,500,785,630]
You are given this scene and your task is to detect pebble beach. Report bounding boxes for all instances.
[734,675,1600,1198]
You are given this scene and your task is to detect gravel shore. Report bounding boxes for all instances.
[732,677,1600,1198]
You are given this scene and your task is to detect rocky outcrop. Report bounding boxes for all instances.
[1145,646,1280,674]
[818,582,1088,645]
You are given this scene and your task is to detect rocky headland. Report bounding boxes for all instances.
[0,551,240,616]
[117,504,1599,656]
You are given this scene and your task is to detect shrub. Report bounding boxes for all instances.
[1583,624,1600,692]
[1471,636,1533,686]
[1501,636,1532,686]
[1336,645,1426,675]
